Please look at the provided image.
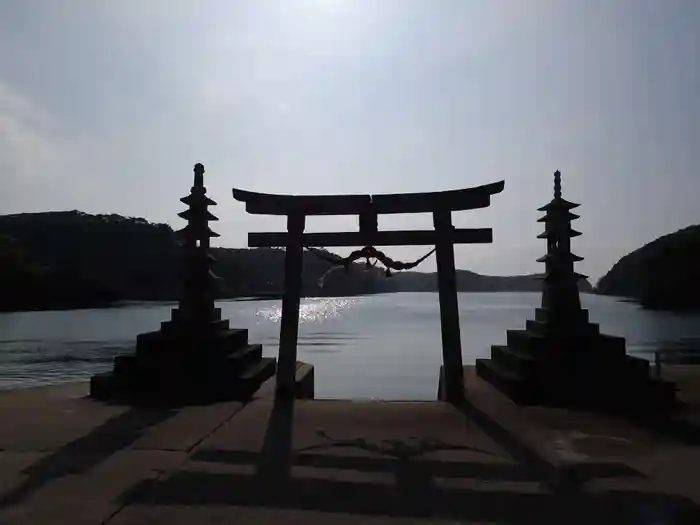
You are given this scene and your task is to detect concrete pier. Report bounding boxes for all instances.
[1,366,700,524]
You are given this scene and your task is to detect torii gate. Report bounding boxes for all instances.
[233,180,505,402]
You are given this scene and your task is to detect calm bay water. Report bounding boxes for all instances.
[1,292,700,400]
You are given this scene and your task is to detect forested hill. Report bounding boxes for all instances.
[0,211,390,311]
[596,225,700,311]
[1,210,593,312]
[390,269,594,293]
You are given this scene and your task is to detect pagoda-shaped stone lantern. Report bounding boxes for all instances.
[476,170,676,413]
[91,164,275,403]
[536,170,590,336]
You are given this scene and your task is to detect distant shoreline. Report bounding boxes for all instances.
[0,290,607,314]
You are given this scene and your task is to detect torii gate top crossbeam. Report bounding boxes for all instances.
[232,180,505,216]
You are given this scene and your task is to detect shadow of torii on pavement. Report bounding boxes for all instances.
[119,396,700,524]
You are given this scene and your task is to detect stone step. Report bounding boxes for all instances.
[176,356,275,401]
[117,343,263,380]
[294,362,315,399]
[597,333,628,358]
[95,356,276,403]
[135,330,164,348]
[490,345,536,376]
[226,344,264,373]
[475,358,534,404]
[506,329,545,352]
[160,318,231,334]
[508,326,624,358]
[625,354,650,375]
[477,353,678,414]
[240,356,276,381]
[525,319,543,336]
[237,357,277,399]
[476,358,601,410]
[645,378,678,413]
[476,357,522,383]
[113,354,137,376]
[599,332,626,347]
[535,307,589,324]
[524,319,551,337]
[89,372,120,400]
[620,355,657,391]
[214,328,250,349]
[534,308,547,323]
[136,328,249,355]
[574,377,677,415]
[525,319,600,338]
[170,307,222,323]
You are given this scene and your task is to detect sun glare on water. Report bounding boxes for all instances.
[256,298,359,324]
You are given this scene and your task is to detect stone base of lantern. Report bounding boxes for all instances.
[476,308,677,415]
[90,308,276,404]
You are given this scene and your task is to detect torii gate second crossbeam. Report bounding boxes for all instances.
[233,180,505,402]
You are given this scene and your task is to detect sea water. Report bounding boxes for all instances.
[1,292,699,400]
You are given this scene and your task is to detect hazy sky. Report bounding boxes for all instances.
[1,0,698,283]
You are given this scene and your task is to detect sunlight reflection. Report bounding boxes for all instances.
[255,297,359,324]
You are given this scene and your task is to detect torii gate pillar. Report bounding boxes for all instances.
[434,209,464,402]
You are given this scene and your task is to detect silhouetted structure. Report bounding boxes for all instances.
[233,180,505,402]
[90,164,275,403]
[476,171,676,413]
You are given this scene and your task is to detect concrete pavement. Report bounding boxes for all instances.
[1,367,699,524]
